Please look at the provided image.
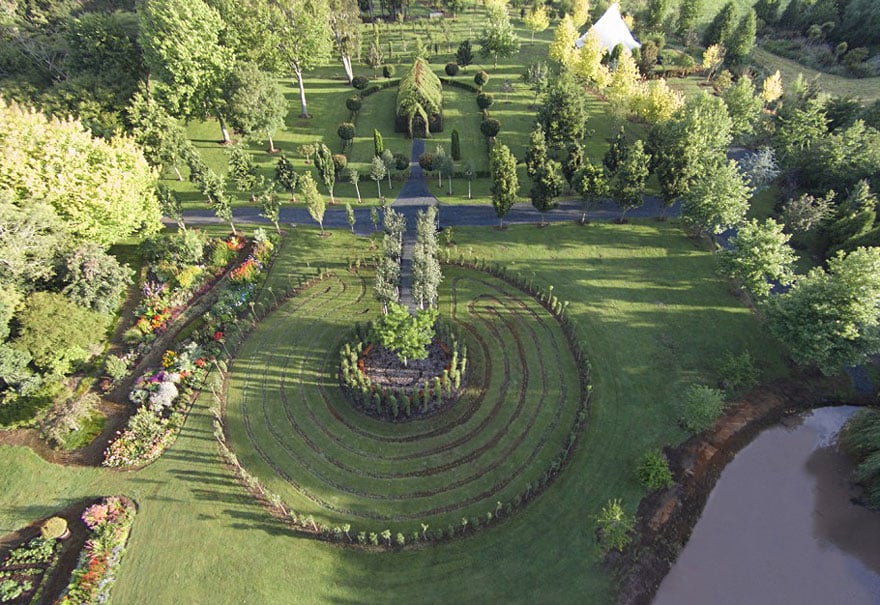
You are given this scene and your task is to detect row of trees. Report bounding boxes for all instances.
[374,209,405,313]
[412,206,443,310]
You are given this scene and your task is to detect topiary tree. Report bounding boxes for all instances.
[474,70,489,89]
[490,143,518,228]
[456,40,474,68]
[314,143,337,204]
[275,155,298,200]
[352,75,370,89]
[337,122,356,151]
[396,58,443,138]
[476,92,494,111]
[345,96,362,114]
[373,129,385,157]
[480,118,501,142]
[445,62,460,76]
[451,130,461,161]
[383,64,396,78]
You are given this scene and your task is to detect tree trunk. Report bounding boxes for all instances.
[447,175,452,195]
[467,179,472,199]
[387,171,392,190]
[499,217,504,229]
[294,63,310,119]
[218,115,232,144]
[342,55,354,84]
[354,181,362,203]
[267,131,277,153]
[274,220,280,234]
[319,219,324,235]
[229,219,237,236]
[173,165,183,181]
[376,180,382,198]
[581,210,587,224]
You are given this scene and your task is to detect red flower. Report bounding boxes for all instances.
[213,331,224,341]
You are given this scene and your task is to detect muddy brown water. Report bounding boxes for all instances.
[654,407,880,605]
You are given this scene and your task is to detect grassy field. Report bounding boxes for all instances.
[0,220,790,604]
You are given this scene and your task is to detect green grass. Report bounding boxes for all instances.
[0,221,790,604]
[225,265,583,533]
[751,48,880,102]
[58,411,106,451]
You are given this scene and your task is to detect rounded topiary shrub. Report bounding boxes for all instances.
[476,92,494,110]
[40,517,68,540]
[345,96,362,112]
[393,152,409,171]
[480,118,501,138]
[352,75,370,90]
[337,122,356,142]
[332,154,348,173]
[383,64,396,78]
[418,152,435,171]
[636,450,674,491]
[445,62,460,76]
[474,70,489,88]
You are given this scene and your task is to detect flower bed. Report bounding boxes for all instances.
[103,232,278,469]
[57,496,137,605]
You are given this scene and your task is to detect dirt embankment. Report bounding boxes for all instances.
[613,369,868,605]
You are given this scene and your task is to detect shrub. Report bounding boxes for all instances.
[679,384,726,433]
[636,450,674,491]
[144,230,207,267]
[476,92,494,110]
[717,351,760,393]
[40,516,68,539]
[41,392,100,447]
[60,244,133,315]
[418,152,434,172]
[0,579,32,601]
[352,75,369,89]
[337,122,356,142]
[445,62,460,76]
[15,292,109,375]
[274,155,298,193]
[345,96,362,112]
[594,499,634,554]
[474,70,489,88]
[480,118,501,138]
[451,130,461,161]
[383,64,395,78]
[105,355,130,382]
[206,239,235,269]
[393,153,409,171]
[332,154,348,173]
[841,409,880,510]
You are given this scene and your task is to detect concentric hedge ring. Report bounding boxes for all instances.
[224,265,585,536]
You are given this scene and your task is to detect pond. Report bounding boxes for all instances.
[654,406,880,605]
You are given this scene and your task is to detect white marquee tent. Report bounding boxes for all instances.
[574,3,641,53]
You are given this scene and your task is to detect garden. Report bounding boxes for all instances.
[1,0,880,603]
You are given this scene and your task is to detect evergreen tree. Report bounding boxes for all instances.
[726,10,757,66]
[562,142,585,192]
[677,0,702,41]
[703,2,737,48]
[456,40,474,68]
[574,161,609,224]
[314,143,336,204]
[300,172,326,234]
[537,70,588,148]
[609,140,651,222]
[490,143,519,228]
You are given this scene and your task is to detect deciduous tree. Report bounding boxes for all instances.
[719,218,796,298]
[490,143,519,228]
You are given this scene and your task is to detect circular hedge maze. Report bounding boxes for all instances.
[224,264,587,540]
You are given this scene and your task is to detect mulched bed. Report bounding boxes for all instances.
[362,341,451,390]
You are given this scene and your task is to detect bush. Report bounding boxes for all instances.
[352,75,370,89]
[451,130,461,161]
[15,292,109,375]
[474,70,489,88]
[480,118,501,138]
[60,244,133,315]
[418,152,434,171]
[332,154,348,173]
[337,122,356,142]
[594,499,634,554]
[274,155,298,193]
[637,450,674,491]
[40,516,68,539]
[41,392,100,448]
[345,96,362,113]
[0,579,32,601]
[393,153,409,171]
[679,384,726,433]
[476,92,494,110]
[206,238,235,269]
[143,230,207,267]
[383,64,395,78]
[841,409,880,509]
[717,351,760,393]
[105,355,130,382]
[445,62,460,76]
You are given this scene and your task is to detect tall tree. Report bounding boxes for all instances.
[138,0,235,141]
[524,4,549,44]
[648,93,733,214]
[0,99,160,247]
[490,143,519,228]
[574,161,609,224]
[128,86,192,181]
[765,247,880,374]
[370,156,386,198]
[300,171,326,233]
[202,169,236,234]
[479,3,520,67]
[609,139,651,221]
[703,1,737,48]
[646,0,671,30]
[719,218,796,298]
[677,0,702,41]
[537,69,588,148]
[726,9,756,66]
[549,14,579,67]
[328,0,361,84]
[271,0,333,118]
[225,62,288,152]
[314,143,337,204]
[681,159,751,238]
[722,75,763,139]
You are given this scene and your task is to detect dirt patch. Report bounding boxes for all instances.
[362,341,451,390]
[612,369,865,605]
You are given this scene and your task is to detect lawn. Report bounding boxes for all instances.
[0,220,790,604]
